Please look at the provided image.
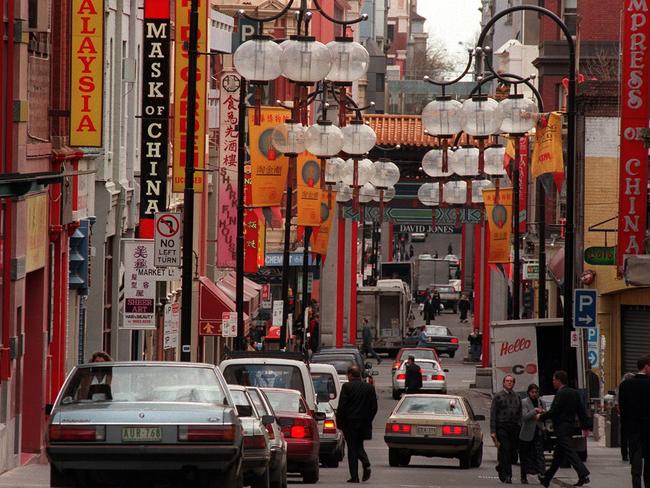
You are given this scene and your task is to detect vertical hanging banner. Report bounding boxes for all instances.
[296,153,322,226]
[172,0,208,193]
[139,0,171,238]
[311,193,335,255]
[617,0,650,273]
[482,188,513,264]
[519,137,529,234]
[70,0,104,147]
[249,107,290,207]
[217,72,241,267]
[531,112,564,178]
[243,209,260,273]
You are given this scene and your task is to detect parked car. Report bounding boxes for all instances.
[262,388,322,484]
[312,348,375,383]
[384,394,484,469]
[220,353,318,413]
[46,362,244,488]
[310,363,342,410]
[392,347,442,373]
[316,401,345,468]
[245,387,288,488]
[228,385,272,488]
[392,359,448,398]
[404,325,459,358]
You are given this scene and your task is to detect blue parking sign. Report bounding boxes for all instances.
[574,289,597,328]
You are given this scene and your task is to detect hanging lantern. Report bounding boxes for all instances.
[359,182,378,204]
[271,120,306,156]
[483,145,507,175]
[461,95,504,137]
[341,120,377,156]
[335,182,353,202]
[370,160,400,189]
[326,37,370,83]
[471,179,494,203]
[304,120,344,157]
[443,181,468,204]
[422,148,452,177]
[422,96,464,136]
[417,183,440,206]
[233,36,283,81]
[280,36,332,83]
[450,145,480,176]
[325,157,344,185]
[499,94,538,135]
[339,158,375,187]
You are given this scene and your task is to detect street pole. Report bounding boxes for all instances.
[512,137,521,320]
[280,160,295,349]
[235,78,247,351]
[301,226,311,315]
[538,180,547,318]
[180,0,199,362]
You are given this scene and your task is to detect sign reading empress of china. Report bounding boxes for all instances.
[617,0,650,273]
[139,0,171,236]
[70,0,104,147]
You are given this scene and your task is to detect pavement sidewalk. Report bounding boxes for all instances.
[0,463,48,488]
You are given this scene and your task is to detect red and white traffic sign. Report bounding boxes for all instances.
[154,212,181,267]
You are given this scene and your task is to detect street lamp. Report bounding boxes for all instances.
[370,159,400,224]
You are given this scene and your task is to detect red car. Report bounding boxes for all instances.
[262,388,321,484]
[392,347,442,373]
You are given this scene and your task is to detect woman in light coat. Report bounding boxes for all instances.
[519,383,546,483]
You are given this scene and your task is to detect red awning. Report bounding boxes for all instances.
[199,276,249,336]
[216,273,260,318]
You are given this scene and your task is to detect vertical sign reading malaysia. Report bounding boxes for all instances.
[70,0,104,147]
[173,0,207,193]
[139,0,170,238]
[618,0,650,273]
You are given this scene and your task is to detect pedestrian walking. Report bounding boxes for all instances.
[468,328,483,362]
[616,371,636,462]
[490,375,522,484]
[423,294,434,325]
[432,289,441,317]
[361,317,382,364]
[618,355,650,488]
[416,325,429,348]
[459,294,470,323]
[404,355,422,394]
[538,370,591,487]
[309,314,320,354]
[519,384,546,484]
[336,365,378,483]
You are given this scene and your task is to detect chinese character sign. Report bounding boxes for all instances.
[122,240,156,329]
[482,188,513,264]
[311,192,335,255]
[244,209,259,273]
[297,153,322,226]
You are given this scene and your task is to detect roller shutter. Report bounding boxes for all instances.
[621,306,650,374]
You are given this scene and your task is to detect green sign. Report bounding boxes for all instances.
[584,246,616,265]
[523,261,539,280]
[342,206,483,224]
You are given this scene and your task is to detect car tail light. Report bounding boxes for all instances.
[450,337,459,344]
[49,425,105,442]
[386,423,411,434]
[441,425,467,436]
[323,419,337,434]
[244,434,267,449]
[280,417,313,439]
[265,424,275,440]
[392,361,401,370]
[178,425,236,442]
[432,374,445,381]
[396,373,406,380]
[367,375,374,385]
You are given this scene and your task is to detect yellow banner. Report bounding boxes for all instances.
[26,193,48,272]
[249,107,290,206]
[296,154,322,226]
[311,192,335,255]
[70,0,104,147]
[531,112,564,177]
[172,0,208,192]
[482,188,513,264]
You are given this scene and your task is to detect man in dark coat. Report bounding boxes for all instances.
[361,317,381,364]
[336,366,378,483]
[432,289,441,317]
[423,294,434,325]
[404,355,422,394]
[490,375,522,484]
[618,355,650,488]
[538,370,591,487]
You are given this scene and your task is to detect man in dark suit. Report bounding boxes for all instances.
[618,355,650,488]
[404,355,423,394]
[538,370,591,487]
[336,366,378,483]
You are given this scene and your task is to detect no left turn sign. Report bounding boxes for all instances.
[154,212,182,268]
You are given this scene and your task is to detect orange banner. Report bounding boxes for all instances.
[296,153,322,226]
[531,112,564,178]
[172,0,208,192]
[482,188,513,264]
[70,0,104,147]
[249,107,290,207]
[311,192,335,255]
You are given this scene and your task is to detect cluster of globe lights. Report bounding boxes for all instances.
[418,86,538,208]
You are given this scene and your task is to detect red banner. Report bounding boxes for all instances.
[519,137,529,234]
[617,0,650,273]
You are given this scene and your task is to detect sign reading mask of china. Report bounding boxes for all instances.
[617,0,650,273]
[70,0,104,146]
[482,188,513,264]
[172,0,208,193]
[139,0,171,237]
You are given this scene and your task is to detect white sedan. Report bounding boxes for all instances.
[392,359,447,398]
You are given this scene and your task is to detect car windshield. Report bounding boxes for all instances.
[247,389,270,416]
[435,286,454,292]
[397,397,464,416]
[264,390,307,413]
[223,364,306,398]
[399,350,435,361]
[425,326,448,336]
[311,373,337,403]
[60,365,227,405]
[311,356,355,375]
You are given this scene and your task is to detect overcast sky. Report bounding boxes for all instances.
[417,0,482,73]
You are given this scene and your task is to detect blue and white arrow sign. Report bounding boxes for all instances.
[574,289,597,328]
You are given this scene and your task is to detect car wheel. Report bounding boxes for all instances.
[339,442,346,462]
[471,442,483,467]
[50,465,75,488]
[459,449,472,469]
[251,465,270,488]
[271,461,286,488]
[398,450,411,467]
[388,448,400,467]
[209,464,243,488]
[392,389,401,400]
[448,351,456,358]
[322,455,339,468]
[302,463,319,484]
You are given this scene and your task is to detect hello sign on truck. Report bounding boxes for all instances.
[491,321,539,393]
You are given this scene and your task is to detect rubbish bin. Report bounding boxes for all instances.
[604,393,620,448]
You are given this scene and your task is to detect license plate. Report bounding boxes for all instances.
[416,426,438,436]
[121,427,162,442]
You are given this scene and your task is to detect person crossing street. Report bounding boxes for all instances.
[490,375,522,484]
[361,317,382,364]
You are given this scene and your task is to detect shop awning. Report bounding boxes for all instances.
[199,276,249,336]
[215,274,260,318]
[624,255,650,286]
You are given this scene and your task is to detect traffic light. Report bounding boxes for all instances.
[69,219,90,290]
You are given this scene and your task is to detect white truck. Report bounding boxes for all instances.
[356,279,412,357]
[414,257,451,302]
